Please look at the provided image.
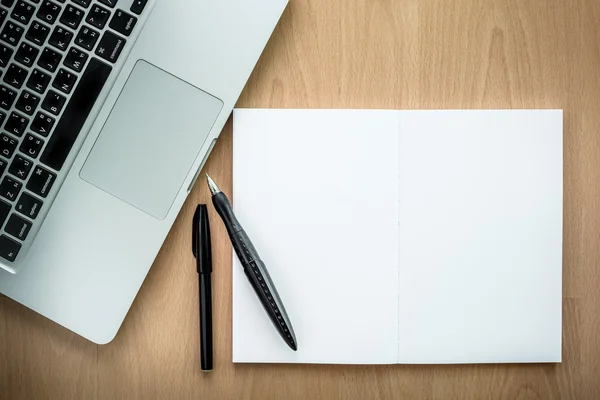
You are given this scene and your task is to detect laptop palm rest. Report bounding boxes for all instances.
[80,60,223,219]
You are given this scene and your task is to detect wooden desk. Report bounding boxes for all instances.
[1,0,599,398]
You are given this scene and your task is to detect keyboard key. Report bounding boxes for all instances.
[0,200,9,226]
[95,31,124,63]
[130,0,147,15]
[8,154,33,180]
[0,8,7,27]
[37,47,62,72]
[37,1,61,24]
[0,235,21,262]
[16,192,43,219]
[109,9,136,37]
[5,213,32,240]
[27,165,55,196]
[15,42,40,67]
[41,89,65,115]
[86,4,110,29]
[15,90,40,115]
[49,25,73,51]
[0,0,15,7]
[41,58,111,171]
[4,111,29,136]
[26,21,51,45]
[0,43,13,68]
[52,68,76,94]
[59,5,84,29]
[0,133,17,158]
[11,0,35,25]
[29,111,54,136]
[3,63,28,89]
[20,133,44,157]
[0,85,17,110]
[79,31,100,54]
[26,69,51,94]
[63,46,87,72]
[1,22,24,46]
[0,158,7,176]
[0,112,5,126]
[0,176,22,201]
[98,0,116,8]
[75,25,98,50]
[72,0,90,8]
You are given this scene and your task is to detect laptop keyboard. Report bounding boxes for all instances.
[0,0,148,263]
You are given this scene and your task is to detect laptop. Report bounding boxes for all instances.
[0,0,288,344]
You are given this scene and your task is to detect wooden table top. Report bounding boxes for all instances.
[1,0,599,399]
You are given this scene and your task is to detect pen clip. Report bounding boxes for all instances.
[192,206,200,259]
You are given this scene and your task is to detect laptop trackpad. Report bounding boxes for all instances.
[80,60,223,219]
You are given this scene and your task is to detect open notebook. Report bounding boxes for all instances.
[232,109,563,364]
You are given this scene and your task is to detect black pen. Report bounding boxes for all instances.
[206,174,297,351]
[192,204,213,371]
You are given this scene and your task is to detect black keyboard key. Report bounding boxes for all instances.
[26,21,51,45]
[26,165,55,196]
[0,133,17,158]
[8,154,33,180]
[1,22,24,46]
[72,0,90,8]
[59,5,83,29]
[63,46,87,72]
[98,0,116,8]
[26,68,51,93]
[0,158,7,176]
[0,85,17,110]
[75,25,99,51]
[3,63,28,89]
[5,213,32,240]
[0,199,9,226]
[15,90,40,115]
[11,0,35,25]
[0,8,7,27]
[0,235,21,262]
[20,133,44,157]
[37,1,61,24]
[0,176,22,201]
[86,4,110,29]
[41,58,111,171]
[37,47,61,72]
[14,42,40,67]
[130,0,147,15]
[0,111,5,126]
[95,31,124,63]
[49,25,73,51]
[16,192,43,219]
[52,68,76,93]
[4,111,28,136]
[0,0,15,7]
[0,43,13,68]
[41,89,64,115]
[109,9,136,37]
[29,111,53,136]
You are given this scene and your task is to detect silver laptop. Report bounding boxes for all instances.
[0,0,288,343]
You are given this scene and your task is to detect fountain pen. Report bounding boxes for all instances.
[206,174,298,351]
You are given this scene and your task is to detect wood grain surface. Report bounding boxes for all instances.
[1,0,600,398]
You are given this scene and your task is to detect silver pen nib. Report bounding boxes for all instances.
[206,174,221,195]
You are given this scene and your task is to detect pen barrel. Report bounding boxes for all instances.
[199,273,213,371]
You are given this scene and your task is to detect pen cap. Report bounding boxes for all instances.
[193,204,213,274]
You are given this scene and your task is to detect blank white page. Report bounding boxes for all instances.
[232,109,399,363]
[397,110,563,363]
